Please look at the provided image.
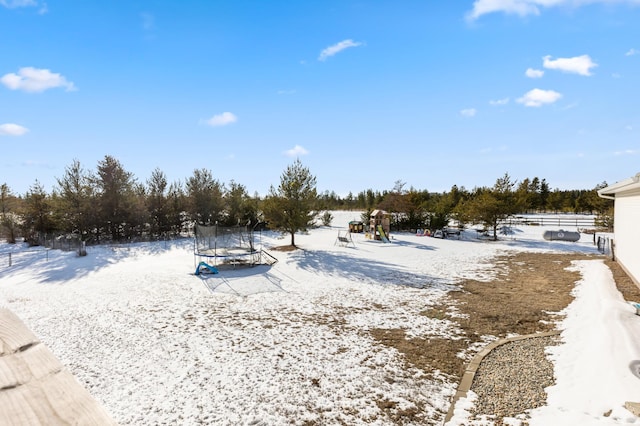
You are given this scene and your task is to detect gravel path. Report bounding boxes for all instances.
[470,335,560,420]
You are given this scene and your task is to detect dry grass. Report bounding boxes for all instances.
[606,259,640,302]
[370,252,598,380]
[366,251,640,424]
[271,244,299,252]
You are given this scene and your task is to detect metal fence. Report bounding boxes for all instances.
[508,216,596,228]
[596,236,612,257]
[34,231,191,251]
[0,248,52,269]
[35,234,83,252]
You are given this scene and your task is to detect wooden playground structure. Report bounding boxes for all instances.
[367,210,391,242]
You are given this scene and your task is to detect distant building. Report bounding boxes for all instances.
[598,172,640,286]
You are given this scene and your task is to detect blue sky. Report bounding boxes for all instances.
[1,0,639,197]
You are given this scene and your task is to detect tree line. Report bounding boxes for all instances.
[346,174,612,240]
[0,155,613,246]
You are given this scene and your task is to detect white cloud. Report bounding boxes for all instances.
[614,149,637,156]
[625,125,633,131]
[480,145,508,153]
[489,97,510,106]
[1,67,76,93]
[277,89,296,95]
[460,108,477,117]
[517,88,562,107]
[467,0,640,21]
[626,48,639,56]
[466,0,544,20]
[318,39,363,61]
[204,112,237,127]
[525,68,544,78]
[0,0,37,8]
[542,54,597,76]
[0,123,29,136]
[284,145,309,157]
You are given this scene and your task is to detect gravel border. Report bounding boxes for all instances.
[444,331,560,424]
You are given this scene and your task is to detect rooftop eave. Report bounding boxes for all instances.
[598,172,640,199]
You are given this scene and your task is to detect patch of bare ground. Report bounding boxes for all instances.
[370,252,597,381]
[606,259,640,301]
[367,252,599,424]
[367,252,640,424]
[271,244,299,252]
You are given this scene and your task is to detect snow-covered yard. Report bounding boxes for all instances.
[1,212,639,425]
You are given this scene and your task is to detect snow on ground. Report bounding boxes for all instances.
[0,212,636,425]
[529,260,640,425]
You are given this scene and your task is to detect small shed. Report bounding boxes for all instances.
[348,220,364,233]
[598,172,640,287]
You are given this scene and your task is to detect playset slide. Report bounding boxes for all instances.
[377,225,390,243]
[195,261,219,275]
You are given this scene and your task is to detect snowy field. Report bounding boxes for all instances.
[1,211,639,425]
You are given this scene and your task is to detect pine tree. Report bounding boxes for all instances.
[262,159,317,247]
[186,168,224,225]
[94,155,137,241]
[55,159,95,241]
[0,183,19,243]
[224,180,256,227]
[147,168,171,236]
[22,180,55,245]
[460,173,517,240]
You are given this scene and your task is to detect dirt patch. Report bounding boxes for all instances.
[271,245,299,252]
[370,252,598,380]
[370,328,466,378]
[366,252,640,423]
[606,259,640,302]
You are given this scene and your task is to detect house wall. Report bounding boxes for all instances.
[614,188,640,286]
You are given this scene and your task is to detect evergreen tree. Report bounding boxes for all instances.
[547,189,566,213]
[539,179,550,211]
[94,155,137,241]
[529,177,542,212]
[167,181,186,235]
[262,159,317,247]
[460,173,517,240]
[515,178,535,213]
[186,168,224,225]
[147,168,171,236]
[0,183,19,243]
[223,180,258,227]
[125,183,149,238]
[55,159,96,241]
[22,180,55,245]
[429,190,456,230]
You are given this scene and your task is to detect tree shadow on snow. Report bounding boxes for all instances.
[501,238,599,254]
[0,239,194,283]
[288,248,453,291]
[381,238,437,250]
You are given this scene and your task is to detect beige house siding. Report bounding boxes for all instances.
[613,189,640,286]
[599,173,640,287]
